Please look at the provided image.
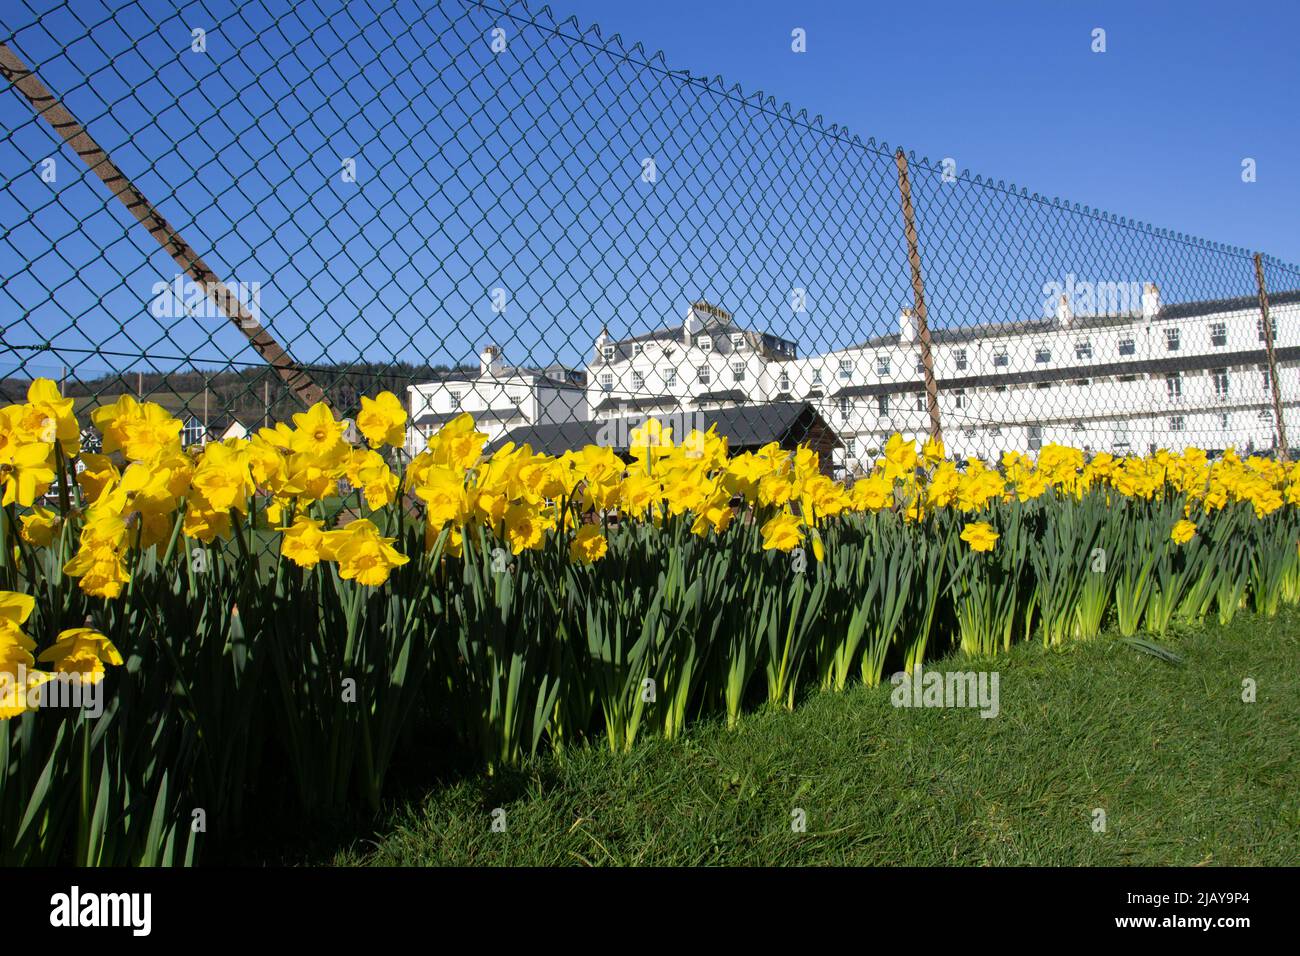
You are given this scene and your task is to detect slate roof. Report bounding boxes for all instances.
[488,401,841,455]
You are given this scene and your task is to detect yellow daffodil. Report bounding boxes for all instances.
[356,391,407,449]
[569,524,608,564]
[37,628,123,683]
[960,521,999,553]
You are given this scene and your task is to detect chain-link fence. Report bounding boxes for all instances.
[2,0,1296,477]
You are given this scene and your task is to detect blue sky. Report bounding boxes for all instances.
[554,0,1300,260]
[1,0,1296,386]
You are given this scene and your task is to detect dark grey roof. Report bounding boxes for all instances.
[1161,289,1300,319]
[694,389,749,404]
[851,314,1136,351]
[488,401,841,456]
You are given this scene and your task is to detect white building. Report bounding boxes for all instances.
[587,300,799,421]
[406,345,588,455]
[584,290,1299,474]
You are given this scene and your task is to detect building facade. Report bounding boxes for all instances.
[583,291,1299,474]
[405,345,588,455]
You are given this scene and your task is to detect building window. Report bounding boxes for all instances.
[953,388,966,409]
[1219,413,1230,430]
[732,361,746,384]
[600,373,613,392]
[182,418,205,446]
[663,367,677,388]
[812,369,823,385]
[1170,415,1185,432]
[1166,372,1182,399]
[730,333,744,348]
[631,371,645,391]
[876,355,891,375]
[449,390,462,410]
[1118,337,1136,356]
[914,392,926,411]
[1074,378,1091,387]
[1075,339,1092,360]
[1034,382,1053,390]
[1261,365,1272,390]
[993,351,1009,368]
[1212,367,1229,398]
[954,348,967,371]
[1258,318,1277,342]
[779,371,791,391]
[876,394,889,416]
[1210,322,1227,347]
[1035,345,1051,364]
[1165,328,1180,352]
[698,366,710,385]
[915,356,926,374]
[632,343,643,357]
[845,437,856,457]
[1259,409,1273,423]
[601,345,615,360]
[698,336,713,352]
[839,359,853,381]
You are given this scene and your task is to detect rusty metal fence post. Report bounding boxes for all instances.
[894,149,943,445]
[0,42,325,408]
[1253,252,1288,458]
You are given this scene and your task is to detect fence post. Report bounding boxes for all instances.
[894,148,943,445]
[0,42,326,408]
[1253,253,1288,458]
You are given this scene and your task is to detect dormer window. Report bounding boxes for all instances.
[632,343,643,357]
[730,333,744,348]
[698,335,713,353]
[601,345,614,361]
[876,356,891,376]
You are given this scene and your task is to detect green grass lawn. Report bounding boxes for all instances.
[330,608,1300,866]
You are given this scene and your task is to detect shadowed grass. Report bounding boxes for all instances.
[330,608,1300,866]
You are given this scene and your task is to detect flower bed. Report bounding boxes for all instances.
[2,381,1298,864]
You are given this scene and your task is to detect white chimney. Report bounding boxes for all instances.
[1142,282,1160,319]
[1056,293,1073,327]
[479,343,503,376]
[683,305,704,345]
[899,307,917,344]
